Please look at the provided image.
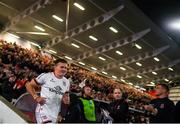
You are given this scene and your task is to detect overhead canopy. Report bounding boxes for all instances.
[0,0,180,88]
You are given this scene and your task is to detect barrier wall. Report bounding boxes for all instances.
[0,96,28,123]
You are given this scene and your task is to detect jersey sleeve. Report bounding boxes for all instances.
[66,80,70,92]
[35,73,47,85]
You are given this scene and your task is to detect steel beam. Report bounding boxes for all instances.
[46,5,124,48]
[102,45,169,71]
[153,74,180,82]
[75,28,151,61]
[2,0,55,33]
[122,58,180,79]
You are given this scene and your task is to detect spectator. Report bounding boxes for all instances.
[174,101,180,123]
[109,86,129,123]
[65,84,108,123]
[1,73,16,102]
[144,83,175,123]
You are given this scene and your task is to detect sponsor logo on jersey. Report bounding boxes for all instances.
[54,86,62,91]
[49,86,64,95]
[117,105,120,109]
[160,103,164,109]
[42,115,47,120]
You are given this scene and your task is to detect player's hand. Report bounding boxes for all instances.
[35,97,46,105]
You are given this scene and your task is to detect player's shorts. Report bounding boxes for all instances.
[35,105,57,124]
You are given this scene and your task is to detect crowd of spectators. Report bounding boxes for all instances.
[0,40,151,108]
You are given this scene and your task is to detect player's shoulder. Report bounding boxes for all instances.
[46,72,53,76]
[37,72,47,78]
[37,72,52,78]
[62,77,69,83]
[39,72,51,75]
[62,77,70,85]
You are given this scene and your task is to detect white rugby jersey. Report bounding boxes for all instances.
[35,72,70,120]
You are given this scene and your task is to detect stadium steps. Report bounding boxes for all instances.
[0,95,31,123]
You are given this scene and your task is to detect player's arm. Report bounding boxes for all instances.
[25,79,46,105]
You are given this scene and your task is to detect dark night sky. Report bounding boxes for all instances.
[132,0,180,45]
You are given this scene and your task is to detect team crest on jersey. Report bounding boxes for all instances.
[63,81,66,86]
[50,78,56,82]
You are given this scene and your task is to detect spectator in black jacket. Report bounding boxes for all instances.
[1,73,16,102]
[144,83,175,123]
[174,101,180,123]
[109,86,129,123]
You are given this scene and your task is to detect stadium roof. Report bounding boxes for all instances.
[0,0,180,88]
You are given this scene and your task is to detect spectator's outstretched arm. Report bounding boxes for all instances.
[99,101,110,112]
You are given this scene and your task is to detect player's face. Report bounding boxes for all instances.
[113,89,122,100]
[54,62,68,77]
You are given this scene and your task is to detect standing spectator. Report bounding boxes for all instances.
[26,58,70,123]
[144,83,175,123]
[1,73,16,102]
[109,87,129,123]
[65,84,108,123]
